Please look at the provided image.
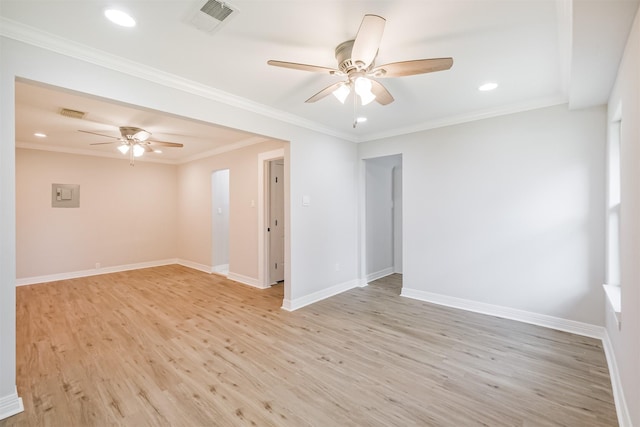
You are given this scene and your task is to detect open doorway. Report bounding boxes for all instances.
[211,169,230,276]
[364,154,403,286]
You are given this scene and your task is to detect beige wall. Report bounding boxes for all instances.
[16,139,286,283]
[176,140,286,279]
[16,148,179,278]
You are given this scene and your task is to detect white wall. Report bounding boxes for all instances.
[606,6,640,426]
[365,154,402,281]
[359,104,606,326]
[288,132,359,302]
[16,149,178,279]
[211,169,230,271]
[0,37,360,418]
[393,164,403,274]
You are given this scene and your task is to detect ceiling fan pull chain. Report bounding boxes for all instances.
[353,88,358,128]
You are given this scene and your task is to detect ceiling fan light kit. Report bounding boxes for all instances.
[79,126,184,166]
[267,14,453,127]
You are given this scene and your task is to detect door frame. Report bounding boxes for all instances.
[360,154,403,287]
[257,148,286,289]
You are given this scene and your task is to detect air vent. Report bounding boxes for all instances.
[189,0,238,34]
[59,108,86,119]
[201,0,233,21]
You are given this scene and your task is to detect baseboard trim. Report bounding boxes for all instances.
[282,279,360,311]
[16,259,179,286]
[366,267,394,283]
[400,288,604,339]
[0,387,23,421]
[211,263,229,274]
[176,259,212,274]
[227,272,267,289]
[601,331,631,427]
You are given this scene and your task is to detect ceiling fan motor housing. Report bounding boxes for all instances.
[335,40,375,75]
[119,126,150,142]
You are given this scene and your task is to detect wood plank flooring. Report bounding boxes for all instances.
[1,266,617,426]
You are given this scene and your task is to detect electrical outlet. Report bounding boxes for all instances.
[95,262,101,269]
[335,263,340,271]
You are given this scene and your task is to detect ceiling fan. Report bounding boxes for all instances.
[267,14,453,126]
[79,126,184,165]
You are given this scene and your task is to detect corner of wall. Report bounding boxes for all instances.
[601,330,632,427]
[0,387,24,421]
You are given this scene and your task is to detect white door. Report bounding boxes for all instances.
[269,160,285,283]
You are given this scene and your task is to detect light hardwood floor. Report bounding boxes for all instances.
[2,266,617,426]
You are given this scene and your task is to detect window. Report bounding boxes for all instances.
[604,110,621,326]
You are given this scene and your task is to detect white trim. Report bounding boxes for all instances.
[358,96,568,143]
[178,136,269,164]
[366,267,394,283]
[211,264,229,275]
[400,288,604,339]
[603,284,622,324]
[257,149,285,289]
[227,272,267,289]
[176,259,212,274]
[0,18,353,142]
[1,18,570,145]
[0,387,24,421]
[281,279,360,311]
[16,259,178,286]
[16,142,175,164]
[17,136,271,166]
[601,331,632,427]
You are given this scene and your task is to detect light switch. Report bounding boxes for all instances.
[217,207,223,214]
[302,195,311,207]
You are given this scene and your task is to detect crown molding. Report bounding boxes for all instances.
[15,142,177,164]
[16,135,275,165]
[357,96,569,143]
[177,136,270,164]
[0,17,356,143]
[2,16,572,145]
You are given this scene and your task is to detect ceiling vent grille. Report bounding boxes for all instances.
[189,0,238,34]
[59,108,86,119]
[201,0,233,21]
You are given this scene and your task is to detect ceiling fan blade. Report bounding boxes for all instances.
[267,60,338,74]
[371,58,453,78]
[370,80,394,105]
[89,141,116,146]
[78,129,121,139]
[148,140,184,148]
[143,145,154,153]
[305,82,345,103]
[351,14,386,69]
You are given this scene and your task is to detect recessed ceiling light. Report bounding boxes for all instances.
[34,132,47,138]
[478,82,498,92]
[104,9,136,27]
[356,117,367,123]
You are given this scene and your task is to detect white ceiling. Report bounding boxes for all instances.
[3,0,639,162]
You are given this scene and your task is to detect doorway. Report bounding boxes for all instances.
[211,169,230,275]
[257,148,287,292]
[364,154,403,284]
